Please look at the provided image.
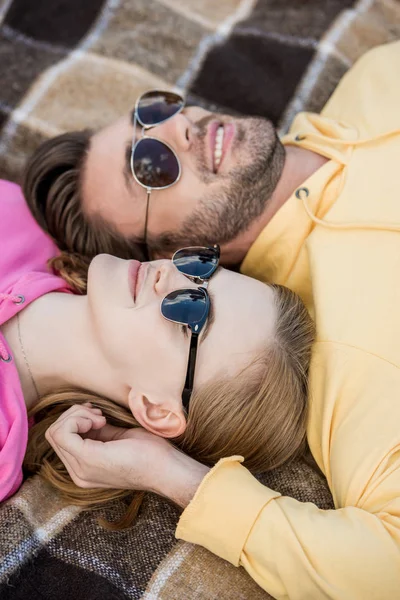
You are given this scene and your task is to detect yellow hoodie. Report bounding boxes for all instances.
[176,41,400,599]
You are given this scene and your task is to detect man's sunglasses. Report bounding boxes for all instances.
[161,244,220,412]
[130,90,185,253]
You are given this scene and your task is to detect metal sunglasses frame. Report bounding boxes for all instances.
[160,245,220,411]
[129,90,185,252]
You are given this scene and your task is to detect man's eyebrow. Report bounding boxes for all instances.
[124,106,141,188]
[124,141,133,189]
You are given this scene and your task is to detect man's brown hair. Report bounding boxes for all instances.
[23,130,147,260]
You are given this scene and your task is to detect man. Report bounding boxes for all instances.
[24,78,323,267]
[28,41,400,599]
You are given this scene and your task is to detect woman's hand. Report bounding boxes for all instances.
[45,403,173,492]
[45,403,209,505]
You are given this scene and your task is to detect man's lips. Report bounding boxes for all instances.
[208,121,235,173]
[128,260,148,303]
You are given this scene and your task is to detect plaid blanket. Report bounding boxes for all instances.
[0,0,399,598]
[1,457,333,600]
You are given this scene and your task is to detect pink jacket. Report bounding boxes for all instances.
[0,180,71,502]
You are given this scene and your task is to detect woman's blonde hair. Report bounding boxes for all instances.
[24,253,314,529]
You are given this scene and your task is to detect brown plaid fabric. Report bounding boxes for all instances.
[0,0,399,598]
[0,457,333,600]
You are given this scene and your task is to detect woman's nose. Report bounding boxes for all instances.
[147,113,192,153]
[154,260,194,296]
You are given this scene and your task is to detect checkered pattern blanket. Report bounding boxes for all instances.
[1,458,333,599]
[0,0,399,598]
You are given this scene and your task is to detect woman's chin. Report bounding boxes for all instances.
[87,254,131,312]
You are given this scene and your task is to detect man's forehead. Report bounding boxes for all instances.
[85,118,129,197]
[97,113,132,139]
[82,116,144,235]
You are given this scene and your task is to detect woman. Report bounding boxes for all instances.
[0,179,314,513]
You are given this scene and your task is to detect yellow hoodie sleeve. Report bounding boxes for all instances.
[176,456,400,600]
[176,41,400,599]
[177,343,400,599]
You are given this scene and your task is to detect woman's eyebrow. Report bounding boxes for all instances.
[200,293,215,343]
[169,291,215,342]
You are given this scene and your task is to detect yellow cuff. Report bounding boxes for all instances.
[176,456,280,566]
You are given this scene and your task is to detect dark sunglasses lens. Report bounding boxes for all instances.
[137,91,184,126]
[173,247,219,279]
[132,138,179,188]
[161,288,208,326]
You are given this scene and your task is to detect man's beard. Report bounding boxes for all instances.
[151,115,285,253]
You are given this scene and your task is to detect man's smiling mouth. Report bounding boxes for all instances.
[208,121,235,173]
[214,125,224,171]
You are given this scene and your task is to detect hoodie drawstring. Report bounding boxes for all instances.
[0,293,25,362]
[296,128,400,234]
[298,187,400,234]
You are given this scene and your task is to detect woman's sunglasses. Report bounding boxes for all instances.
[130,90,185,253]
[161,244,220,412]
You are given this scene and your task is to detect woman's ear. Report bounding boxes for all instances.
[128,390,186,438]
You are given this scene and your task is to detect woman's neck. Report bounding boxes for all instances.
[1,292,127,411]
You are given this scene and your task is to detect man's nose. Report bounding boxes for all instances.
[146,113,192,153]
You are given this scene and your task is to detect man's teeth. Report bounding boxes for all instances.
[214,126,224,169]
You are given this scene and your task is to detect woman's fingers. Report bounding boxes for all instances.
[45,405,109,488]
[44,404,167,492]
[83,422,129,442]
[46,407,104,442]
[82,402,103,416]
[50,403,103,430]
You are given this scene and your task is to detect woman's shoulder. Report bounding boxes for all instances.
[0,179,61,292]
[0,178,31,221]
[0,179,26,209]
[0,179,35,238]
[0,179,21,195]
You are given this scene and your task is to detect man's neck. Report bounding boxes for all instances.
[221,145,329,265]
[270,145,328,217]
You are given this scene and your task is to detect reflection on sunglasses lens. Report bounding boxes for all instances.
[132,138,179,188]
[173,247,218,279]
[138,91,184,126]
[162,288,207,325]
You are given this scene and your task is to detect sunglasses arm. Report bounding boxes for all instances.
[143,189,151,243]
[182,331,199,411]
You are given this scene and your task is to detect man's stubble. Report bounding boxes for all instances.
[151,116,286,253]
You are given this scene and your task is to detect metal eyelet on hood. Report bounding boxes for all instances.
[0,337,12,362]
[295,187,310,200]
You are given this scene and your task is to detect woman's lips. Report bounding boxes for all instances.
[129,261,149,303]
[136,263,148,302]
[128,260,141,302]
